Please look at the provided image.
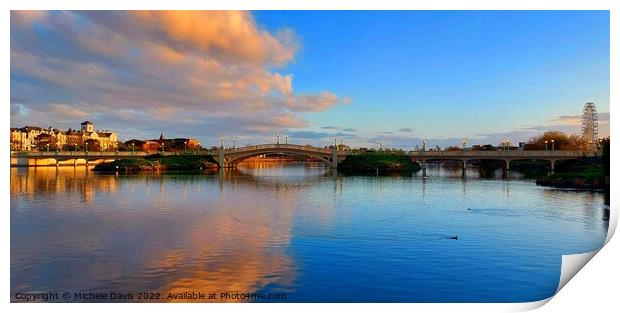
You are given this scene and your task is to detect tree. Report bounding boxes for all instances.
[566,134,589,151]
[63,133,83,151]
[34,133,57,151]
[529,131,588,151]
[602,137,610,177]
[84,139,101,152]
[11,137,21,151]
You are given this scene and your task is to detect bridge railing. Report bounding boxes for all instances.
[10,151,152,157]
[408,150,592,158]
[14,148,592,159]
[220,144,338,155]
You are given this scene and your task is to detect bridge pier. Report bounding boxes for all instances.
[549,159,555,174]
[218,144,225,168]
[502,159,511,178]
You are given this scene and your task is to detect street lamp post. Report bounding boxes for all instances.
[85,142,88,153]
[379,141,383,151]
[131,142,135,153]
[220,137,224,148]
[285,135,288,145]
[551,139,555,151]
[376,141,379,150]
[232,138,236,150]
[74,143,77,152]
[545,140,548,150]
[161,142,164,152]
[462,140,467,150]
[334,137,337,149]
[277,133,280,145]
[46,143,50,152]
[423,140,427,152]
[184,141,187,153]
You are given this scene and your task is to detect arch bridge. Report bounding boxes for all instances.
[209,144,348,168]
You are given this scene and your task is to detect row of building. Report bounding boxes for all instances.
[10,121,118,151]
[10,120,201,152]
[124,135,201,152]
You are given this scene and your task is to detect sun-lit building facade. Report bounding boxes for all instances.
[10,121,118,151]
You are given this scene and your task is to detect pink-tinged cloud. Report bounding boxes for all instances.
[48,103,90,119]
[11,11,48,26]
[131,11,297,66]
[10,11,346,141]
[552,112,610,126]
[284,92,347,113]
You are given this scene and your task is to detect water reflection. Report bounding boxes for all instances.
[10,162,608,302]
[11,167,119,203]
[11,166,306,302]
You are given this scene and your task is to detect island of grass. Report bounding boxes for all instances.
[536,139,609,192]
[536,157,608,190]
[338,153,421,175]
[93,154,217,173]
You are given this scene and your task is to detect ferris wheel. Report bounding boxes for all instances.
[581,102,599,145]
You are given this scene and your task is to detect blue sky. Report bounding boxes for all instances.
[11,11,609,148]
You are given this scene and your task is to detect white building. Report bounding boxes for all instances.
[10,121,118,151]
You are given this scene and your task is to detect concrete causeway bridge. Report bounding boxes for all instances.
[410,150,595,176]
[11,144,595,175]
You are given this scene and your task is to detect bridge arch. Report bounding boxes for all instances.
[224,148,334,167]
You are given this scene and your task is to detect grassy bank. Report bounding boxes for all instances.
[338,153,421,175]
[93,154,217,173]
[536,158,608,190]
[535,138,609,194]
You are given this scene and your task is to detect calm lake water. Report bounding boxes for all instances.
[10,162,608,302]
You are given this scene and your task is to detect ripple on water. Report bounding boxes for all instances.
[10,165,608,302]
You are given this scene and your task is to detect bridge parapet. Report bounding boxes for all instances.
[216,144,348,156]
[409,150,593,158]
[11,151,152,158]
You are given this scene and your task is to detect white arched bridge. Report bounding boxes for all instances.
[211,144,347,168]
[11,144,595,174]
